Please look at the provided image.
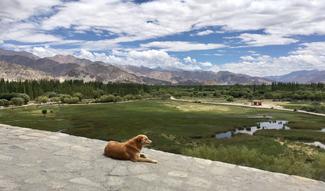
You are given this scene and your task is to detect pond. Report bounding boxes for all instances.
[215,120,289,139]
[305,142,325,150]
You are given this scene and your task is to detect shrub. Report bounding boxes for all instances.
[36,96,49,103]
[73,92,83,101]
[62,97,79,104]
[97,95,116,103]
[225,95,234,102]
[0,93,30,104]
[10,97,25,106]
[42,109,47,116]
[59,94,71,102]
[50,97,61,103]
[124,95,135,100]
[16,93,30,104]
[0,99,9,107]
[44,92,58,98]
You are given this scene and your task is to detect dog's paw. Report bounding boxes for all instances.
[151,160,158,164]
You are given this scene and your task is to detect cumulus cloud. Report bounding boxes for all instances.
[1,0,325,48]
[238,33,298,46]
[72,49,214,71]
[194,30,214,36]
[0,0,61,24]
[221,42,325,76]
[0,22,61,43]
[140,41,226,52]
[39,0,325,44]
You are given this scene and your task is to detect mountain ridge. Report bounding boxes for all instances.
[266,70,325,83]
[2,48,322,84]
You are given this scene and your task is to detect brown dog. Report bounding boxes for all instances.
[104,135,158,163]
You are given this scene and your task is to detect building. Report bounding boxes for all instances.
[252,100,262,106]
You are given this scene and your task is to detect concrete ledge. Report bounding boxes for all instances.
[0,124,324,191]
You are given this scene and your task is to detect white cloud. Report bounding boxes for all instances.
[0,0,61,23]
[195,30,214,36]
[0,23,61,43]
[238,33,298,46]
[221,42,325,76]
[71,49,214,71]
[193,29,224,36]
[1,0,325,48]
[140,41,226,52]
[38,0,325,45]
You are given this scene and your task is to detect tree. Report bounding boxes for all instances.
[225,95,234,102]
[42,109,47,117]
[97,95,116,103]
[62,97,79,104]
[36,96,48,103]
[10,97,25,106]
[73,92,83,101]
[0,99,9,107]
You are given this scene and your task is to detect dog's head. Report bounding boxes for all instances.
[136,134,152,145]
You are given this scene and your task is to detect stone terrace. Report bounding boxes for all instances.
[0,124,324,191]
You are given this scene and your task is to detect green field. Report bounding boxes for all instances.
[1,100,325,180]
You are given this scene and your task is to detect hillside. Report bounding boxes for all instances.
[0,48,273,85]
[266,70,325,83]
[123,65,272,85]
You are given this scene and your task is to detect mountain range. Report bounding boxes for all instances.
[0,48,324,84]
[266,70,325,83]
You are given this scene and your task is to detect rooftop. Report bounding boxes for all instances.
[0,124,324,191]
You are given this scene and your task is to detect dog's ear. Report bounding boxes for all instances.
[136,136,143,143]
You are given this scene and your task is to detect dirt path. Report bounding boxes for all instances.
[170,97,325,117]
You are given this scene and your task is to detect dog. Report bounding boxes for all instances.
[104,134,158,163]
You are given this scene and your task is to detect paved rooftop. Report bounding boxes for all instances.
[0,124,324,191]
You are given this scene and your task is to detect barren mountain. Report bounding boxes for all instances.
[0,61,53,81]
[0,49,153,84]
[123,65,272,85]
[0,48,277,85]
[266,70,325,83]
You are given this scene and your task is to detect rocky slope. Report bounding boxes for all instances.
[267,70,325,83]
[0,48,272,85]
[123,65,272,85]
[0,61,53,81]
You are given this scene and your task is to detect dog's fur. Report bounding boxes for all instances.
[104,135,158,163]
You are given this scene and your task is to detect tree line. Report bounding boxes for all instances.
[0,79,324,104]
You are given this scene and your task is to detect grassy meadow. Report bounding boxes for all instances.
[0,100,325,180]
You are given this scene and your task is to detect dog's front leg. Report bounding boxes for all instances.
[140,153,147,158]
[137,157,158,163]
[132,155,158,163]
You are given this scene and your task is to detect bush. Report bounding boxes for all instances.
[16,93,30,104]
[0,99,9,107]
[36,96,49,103]
[50,97,61,103]
[124,95,135,100]
[10,97,25,106]
[225,95,234,102]
[97,95,116,103]
[44,92,57,98]
[62,97,79,104]
[42,109,47,116]
[0,93,30,104]
[73,92,83,101]
[59,94,71,102]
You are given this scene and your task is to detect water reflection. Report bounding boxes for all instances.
[305,142,325,150]
[215,120,289,139]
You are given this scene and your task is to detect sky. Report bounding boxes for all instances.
[0,0,325,77]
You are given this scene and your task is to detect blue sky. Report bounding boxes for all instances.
[1,0,325,76]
